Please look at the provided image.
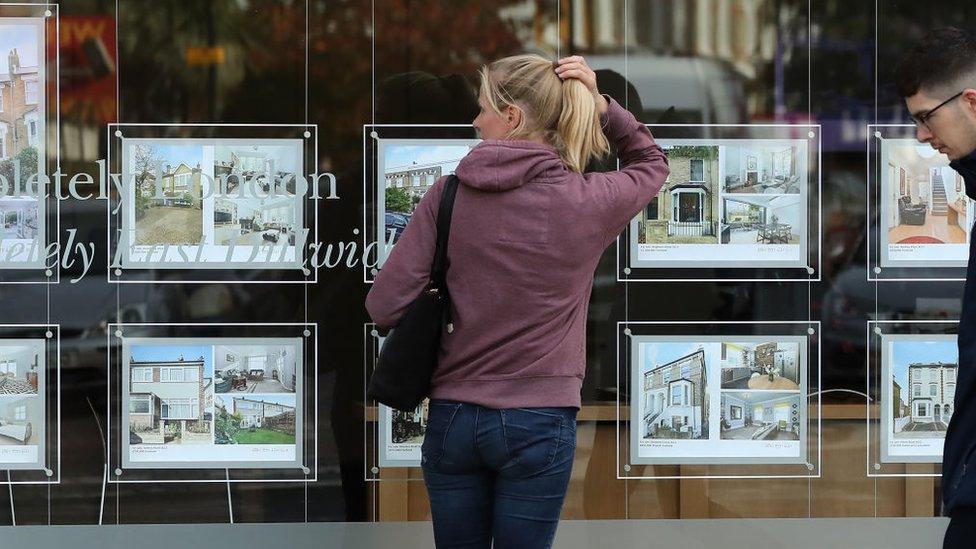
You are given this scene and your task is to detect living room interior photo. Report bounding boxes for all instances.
[214,196,297,247]
[722,143,801,194]
[720,341,800,391]
[720,392,801,441]
[886,142,968,245]
[214,344,297,394]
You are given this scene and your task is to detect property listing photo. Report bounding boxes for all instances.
[390,400,428,445]
[213,343,298,394]
[890,339,957,439]
[0,395,40,446]
[720,340,801,391]
[381,143,474,246]
[637,145,720,245]
[722,142,802,194]
[0,342,41,394]
[130,143,205,246]
[214,143,300,197]
[719,194,802,245]
[213,195,297,247]
[885,141,969,245]
[639,342,710,441]
[0,199,39,242]
[214,394,296,445]
[127,344,214,446]
[720,392,802,441]
[0,22,44,188]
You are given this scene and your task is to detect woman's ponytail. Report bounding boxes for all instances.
[480,54,611,173]
[556,78,610,173]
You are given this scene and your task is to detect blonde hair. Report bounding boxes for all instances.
[479,54,610,173]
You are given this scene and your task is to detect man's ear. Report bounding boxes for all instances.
[963,89,976,115]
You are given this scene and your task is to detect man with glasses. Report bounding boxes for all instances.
[897,27,976,549]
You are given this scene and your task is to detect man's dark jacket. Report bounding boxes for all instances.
[944,151,976,514]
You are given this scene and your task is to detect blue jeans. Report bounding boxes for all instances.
[421,399,578,549]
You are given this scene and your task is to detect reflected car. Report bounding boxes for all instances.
[385,212,410,244]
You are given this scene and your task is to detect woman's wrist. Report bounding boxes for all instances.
[594,92,609,114]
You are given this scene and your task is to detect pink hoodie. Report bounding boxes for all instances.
[366,96,669,409]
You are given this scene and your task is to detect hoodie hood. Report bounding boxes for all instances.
[950,148,976,202]
[455,139,567,192]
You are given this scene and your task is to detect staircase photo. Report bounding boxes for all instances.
[931,172,949,216]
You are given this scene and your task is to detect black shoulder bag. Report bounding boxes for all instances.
[367,175,459,412]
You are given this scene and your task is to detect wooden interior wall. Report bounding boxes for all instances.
[366,404,939,521]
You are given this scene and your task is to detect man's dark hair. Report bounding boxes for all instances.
[896,26,976,98]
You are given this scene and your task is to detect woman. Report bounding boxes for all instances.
[366,54,669,548]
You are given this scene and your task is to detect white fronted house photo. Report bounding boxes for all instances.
[129,352,213,445]
[906,362,956,429]
[231,396,294,429]
[641,347,708,440]
[890,339,957,440]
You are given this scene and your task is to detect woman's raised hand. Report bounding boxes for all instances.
[554,55,608,114]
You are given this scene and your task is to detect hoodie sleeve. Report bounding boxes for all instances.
[365,178,445,330]
[584,95,670,244]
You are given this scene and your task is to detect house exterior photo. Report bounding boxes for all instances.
[129,355,212,444]
[637,145,720,244]
[158,162,203,208]
[0,48,41,162]
[231,396,295,431]
[642,347,708,439]
[907,362,956,426]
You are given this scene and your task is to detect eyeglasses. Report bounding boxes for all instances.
[912,91,964,130]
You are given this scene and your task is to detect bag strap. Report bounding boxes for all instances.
[429,175,459,291]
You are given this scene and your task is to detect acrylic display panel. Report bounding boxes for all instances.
[620,125,821,282]
[868,320,955,475]
[868,125,970,281]
[107,323,317,483]
[0,6,60,284]
[618,321,820,479]
[363,326,427,478]
[0,324,60,484]
[362,125,479,282]
[106,124,320,283]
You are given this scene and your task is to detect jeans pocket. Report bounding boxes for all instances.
[421,401,462,469]
[500,408,567,478]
